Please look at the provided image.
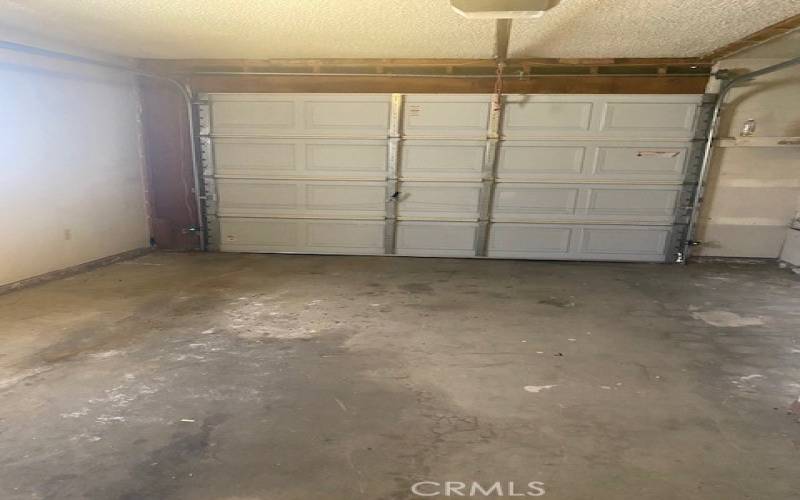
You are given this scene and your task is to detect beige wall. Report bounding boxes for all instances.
[779,196,800,265]
[696,33,800,258]
[0,43,149,286]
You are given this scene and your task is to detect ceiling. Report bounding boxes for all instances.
[0,0,799,60]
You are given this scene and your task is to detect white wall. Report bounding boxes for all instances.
[0,44,149,286]
[696,32,800,258]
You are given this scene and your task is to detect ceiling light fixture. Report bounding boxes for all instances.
[450,0,557,19]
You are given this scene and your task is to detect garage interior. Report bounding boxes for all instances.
[1,1,799,499]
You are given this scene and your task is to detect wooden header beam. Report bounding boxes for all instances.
[186,74,709,94]
[140,57,711,76]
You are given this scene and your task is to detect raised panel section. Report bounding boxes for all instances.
[580,227,669,258]
[219,218,383,254]
[216,179,385,218]
[304,141,387,178]
[208,94,390,137]
[402,96,490,138]
[600,101,697,137]
[493,185,579,218]
[220,218,299,251]
[592,145,687,180]
[503,99,593,137]
[496,142,586,180]
[488,224,573,258]
[398,182,481,220]
[213,139,387,179]
[303,99,390,136]
[586,187,678,220]
[487,223,669,261]
[500,95,701,139]
[401,140,485,180]
[210,97,295,135]
[216,180,298,216]
[213,139,296,177]
[396,222,477,257]
[305,184,385,212]
[304,220,385,252]
[491,184,680,223]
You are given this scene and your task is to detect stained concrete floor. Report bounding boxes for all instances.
[0,252,799,500]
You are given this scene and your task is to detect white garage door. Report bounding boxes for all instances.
[198,93,708,262]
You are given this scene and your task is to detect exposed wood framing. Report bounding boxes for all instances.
[183,74,708,94]
[703,14,800,60]
[140,57,711,77]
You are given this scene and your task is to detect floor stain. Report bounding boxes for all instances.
[398,283,434,294]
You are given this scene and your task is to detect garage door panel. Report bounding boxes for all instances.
[398,182,481,220]
[219,218,384,254]
[306,183,386,213]
[489,224,573,257]
[305,141,387,177]
[592,145,688,180]
[599,101,697,137]
[401,140,485,180]
[496,142,586,180]
[403,96,490,138]
[213,139,296,177]
[209,94,391,137]
[396,222,477,257]
[210,97,296,135]
[496,141,690,182]
[217,180,298,216]
[220,218,299,251]
[501,95,701,139]
[488,223,669,261]
[492,184,680,223]
[303,99,390,135]
[493,185,579,217]
[216,179,385,218]
[580,226,669,258]
[586,187,678,220]
[304,220,385,253]
[213,139,386,179]
[502,99,593,136]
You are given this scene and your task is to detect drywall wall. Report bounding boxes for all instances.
[0,42,149,286]
[779,198,800,265]
[695,35,800,258]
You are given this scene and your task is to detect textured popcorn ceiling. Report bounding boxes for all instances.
[0,0,799,59]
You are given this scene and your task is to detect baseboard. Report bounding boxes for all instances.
[0,247,153,296]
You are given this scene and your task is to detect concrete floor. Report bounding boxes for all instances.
[0,253,799,500]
